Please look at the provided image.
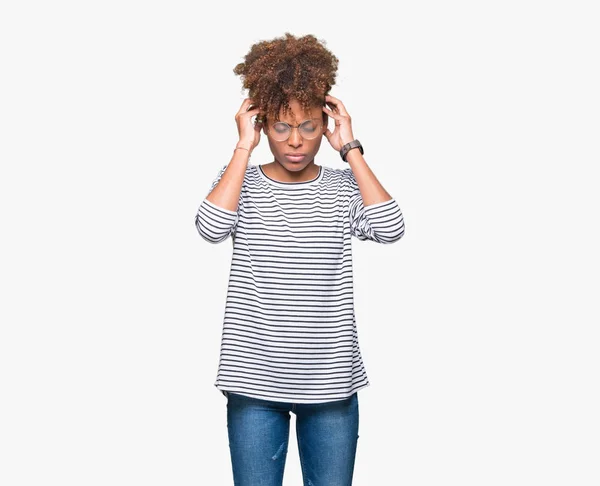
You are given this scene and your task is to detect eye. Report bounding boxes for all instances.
[273,122,290,133]
[300,120,318,132]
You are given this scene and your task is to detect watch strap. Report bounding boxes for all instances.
[340,139,363,162]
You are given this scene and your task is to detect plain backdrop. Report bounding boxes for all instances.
[1,1,598,485]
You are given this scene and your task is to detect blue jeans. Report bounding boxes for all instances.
[225,391,360,486]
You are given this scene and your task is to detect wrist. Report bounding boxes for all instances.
[236,141,253,151]
[234,142,253,159]
[340,139,363,162]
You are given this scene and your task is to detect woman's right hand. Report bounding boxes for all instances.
[235,98,264,152]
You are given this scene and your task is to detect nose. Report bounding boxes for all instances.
[287,127,303,147]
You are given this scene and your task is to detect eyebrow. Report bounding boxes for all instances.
[275,118,316,124]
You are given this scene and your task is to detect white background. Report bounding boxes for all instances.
[1,1,598,485]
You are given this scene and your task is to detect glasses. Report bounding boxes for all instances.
[266,118,323,142]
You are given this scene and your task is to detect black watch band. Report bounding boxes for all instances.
[340,139,363,162]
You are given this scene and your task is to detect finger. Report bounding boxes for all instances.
[242,108,260,118]
[236,98,255,115]
[325,95,339,107]
[237,108,260,126]
[326,101,344,117]
[322,105,341,121]
[325,94,347,111]
[325,96,348,116]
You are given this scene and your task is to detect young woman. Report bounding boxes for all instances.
[195,32,405,486]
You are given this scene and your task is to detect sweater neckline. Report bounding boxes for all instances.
[258,164,323,188]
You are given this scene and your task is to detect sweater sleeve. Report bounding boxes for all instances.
[195,164,241,243]
[345,168,405,243]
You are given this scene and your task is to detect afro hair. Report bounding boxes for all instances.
[233,32,339,126]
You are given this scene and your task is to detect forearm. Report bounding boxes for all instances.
[345,148,393,206]
[205,147,251,212]
[346,147,404,243]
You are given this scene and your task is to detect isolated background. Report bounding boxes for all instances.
[1,1,598,485]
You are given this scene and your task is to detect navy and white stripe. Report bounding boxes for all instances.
[195,163,405,403]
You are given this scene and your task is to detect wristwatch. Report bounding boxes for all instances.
[340,140,364,162]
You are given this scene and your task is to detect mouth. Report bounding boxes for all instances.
[284,153,306,162]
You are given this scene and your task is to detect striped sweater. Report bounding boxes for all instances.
[195,163,405,403]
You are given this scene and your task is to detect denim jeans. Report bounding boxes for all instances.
[225,391,360,486]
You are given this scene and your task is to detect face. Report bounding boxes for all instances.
[263,98,328,172]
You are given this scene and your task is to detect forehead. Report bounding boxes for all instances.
[277,99,321,122]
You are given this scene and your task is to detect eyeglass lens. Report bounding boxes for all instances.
[270,119,321,141]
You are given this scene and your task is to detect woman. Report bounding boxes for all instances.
[195,33,405,486]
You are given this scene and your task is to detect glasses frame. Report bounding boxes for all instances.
[266,118,324,142]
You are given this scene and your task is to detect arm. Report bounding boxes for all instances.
[345,149,405,243]
[194,147,250,243]
[196,97,263,243]
[205,147,249,212]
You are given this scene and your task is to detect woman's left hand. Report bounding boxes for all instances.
[322,94,356,151]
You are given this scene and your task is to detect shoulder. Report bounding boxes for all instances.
[322,165,352,183]
[326,166,357,191]
[244,164,261,185]
[214,163,259,182]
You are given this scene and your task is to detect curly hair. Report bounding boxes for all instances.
[233,32,339,126]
